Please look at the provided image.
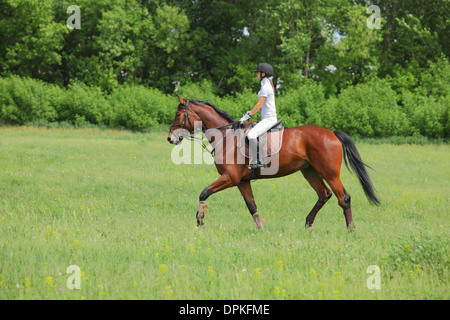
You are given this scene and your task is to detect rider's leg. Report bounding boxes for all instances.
[247,117,277,167]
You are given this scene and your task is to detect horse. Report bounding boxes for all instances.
[167,96,380,230]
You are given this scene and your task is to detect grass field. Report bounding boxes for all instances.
[0,126,448,300]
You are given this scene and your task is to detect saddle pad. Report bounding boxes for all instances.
[238,128,285,159]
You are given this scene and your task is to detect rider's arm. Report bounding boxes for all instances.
[250,97,266,117]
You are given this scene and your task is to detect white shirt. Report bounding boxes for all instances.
[258,77,277,119]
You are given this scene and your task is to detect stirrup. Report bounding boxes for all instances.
[247,162,267,170]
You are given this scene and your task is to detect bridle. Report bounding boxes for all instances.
[169,99,233,156]
[169,100,194,136]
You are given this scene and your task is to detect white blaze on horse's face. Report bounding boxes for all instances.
[167,131,180,144]
[168,128,187,145]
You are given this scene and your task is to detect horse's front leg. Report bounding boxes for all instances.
[237,181,265,230]
[196,173,236,227]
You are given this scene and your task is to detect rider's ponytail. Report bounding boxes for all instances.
[266,76,275,95]
[270,78,275,95]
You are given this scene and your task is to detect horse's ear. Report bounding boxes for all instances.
[178,96,186,106]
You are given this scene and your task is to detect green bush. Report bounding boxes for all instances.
[277,80,328,128]
[108,85,158,131]
[56,81,111,125]
[176,79,218,104]
[107,85,177,131]
[400,91,449,138]
[327,78,410,137]
[0,75,447,138]
[0,75,59,125]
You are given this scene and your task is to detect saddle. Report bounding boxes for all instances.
[238,119,284,160]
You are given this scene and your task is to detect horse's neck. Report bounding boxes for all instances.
[192,105,229,130]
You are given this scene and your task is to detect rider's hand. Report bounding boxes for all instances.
[239,111,251,124]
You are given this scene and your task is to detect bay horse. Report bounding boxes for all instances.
[167,97,380,230]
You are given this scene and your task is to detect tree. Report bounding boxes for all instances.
[355,0,448,91]
[61,0,190,92]
[315,4,383,96]
[0,0,68,84]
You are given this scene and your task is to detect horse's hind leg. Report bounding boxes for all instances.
[237,181,265,229]
[325,177,355,230]
[307,140,355,230]
[300,166,332,230]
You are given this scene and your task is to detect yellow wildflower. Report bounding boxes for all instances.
[45,276,53,286]
[253,268,262,279]
[165,285,174,298]
[159,264,167,275]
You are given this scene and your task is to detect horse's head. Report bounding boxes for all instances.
[167,96,201,145]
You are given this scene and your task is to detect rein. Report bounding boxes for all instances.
[169,100,232,156]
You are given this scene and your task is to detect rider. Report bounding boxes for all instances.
[238,62,277,169]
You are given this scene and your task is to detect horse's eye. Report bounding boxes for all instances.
[175,114,180,118]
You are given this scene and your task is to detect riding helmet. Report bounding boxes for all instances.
[253,63,273,76]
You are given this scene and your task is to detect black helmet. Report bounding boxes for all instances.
[253,63,273,76]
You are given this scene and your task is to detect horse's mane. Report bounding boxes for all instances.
[189,99,234,123]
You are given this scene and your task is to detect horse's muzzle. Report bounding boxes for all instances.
[167,133,183,145]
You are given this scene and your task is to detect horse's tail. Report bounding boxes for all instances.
[333,130,381,206]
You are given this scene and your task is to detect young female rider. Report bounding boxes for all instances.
[238,62,277,169]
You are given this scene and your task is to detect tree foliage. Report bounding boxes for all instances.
[0,0,448,138]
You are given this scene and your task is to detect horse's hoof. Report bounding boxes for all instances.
[306,226,314,232]
[196,209,206,228]
[253,213,265,230]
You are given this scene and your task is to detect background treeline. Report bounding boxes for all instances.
[0,0,448,138]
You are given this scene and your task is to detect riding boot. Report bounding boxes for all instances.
[248,138,265,169]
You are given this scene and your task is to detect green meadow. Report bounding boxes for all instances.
[0,126,448,300]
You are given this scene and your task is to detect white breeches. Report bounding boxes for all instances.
[247,116,278,164]
[247,116,278,140]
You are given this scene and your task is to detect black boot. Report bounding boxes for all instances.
[248,138,266,169]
